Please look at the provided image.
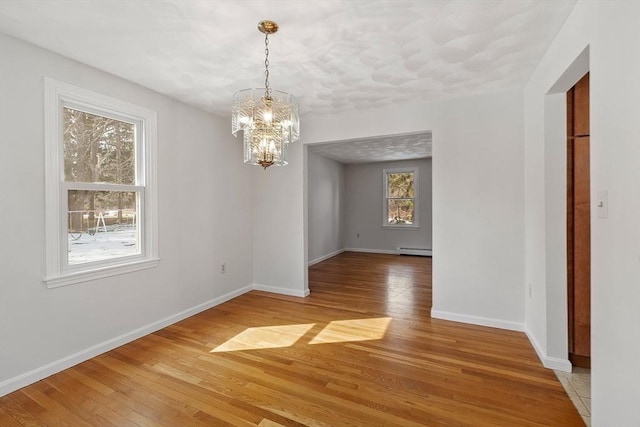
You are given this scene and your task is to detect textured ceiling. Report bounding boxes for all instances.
[308,132,432,164]
[0,0,576,119]
[0,0,576,163]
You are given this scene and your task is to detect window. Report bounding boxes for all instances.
[44,78,158,287]
[383,167,418,228]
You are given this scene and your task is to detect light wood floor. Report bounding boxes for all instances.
[0,252,584,426]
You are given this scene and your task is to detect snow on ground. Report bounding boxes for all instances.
[68,224,138,264]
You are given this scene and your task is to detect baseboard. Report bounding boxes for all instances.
[253,283,310,298]
[0,285,253,397]
[430,309,525,332]
[568,353,590,369]
[308,247,430,266]
[525,328,572,372]
[343,247,398,255]
[308,248,345,266]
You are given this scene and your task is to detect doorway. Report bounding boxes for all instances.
[566,72,590,368]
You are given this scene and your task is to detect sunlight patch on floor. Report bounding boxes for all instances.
[211,323,315,352]
[309,317,392,345]
[211,317,393,352]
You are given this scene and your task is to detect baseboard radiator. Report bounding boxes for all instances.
[396,247,432,256]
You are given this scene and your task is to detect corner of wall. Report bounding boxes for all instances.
[525,327,572,372]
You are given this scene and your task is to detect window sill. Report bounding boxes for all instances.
[382,224,420,229]
[44,258,160,289]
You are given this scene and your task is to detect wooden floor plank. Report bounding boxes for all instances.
[0,252,584,426]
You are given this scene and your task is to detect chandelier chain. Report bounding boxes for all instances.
[264,33,270,98]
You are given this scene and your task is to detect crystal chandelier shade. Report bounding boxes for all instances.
[231,21,299,169]
[232,88,299,168]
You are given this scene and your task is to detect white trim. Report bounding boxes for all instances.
[253,283,310,298]
[308,248,345,266]
[45,258,161,288]
[61,182,143,192]
[144,105,159,262]
[525,328,573,372]
[343,247,398,255]
[383,166,419,228]
[0,285,253,397]
[382,224,420,229]
[430,309,525,332]
[44,78,62,278]
[43,77,159,285]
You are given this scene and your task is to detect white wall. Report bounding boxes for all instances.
[430,91,525,330]
[343,159,432,253]
[303,89,525,330]
[524,1,640,424]
[307,151,345,265]
[252,142,308,297]
[0,34,254,395]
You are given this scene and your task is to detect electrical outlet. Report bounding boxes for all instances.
[221,263,226,274]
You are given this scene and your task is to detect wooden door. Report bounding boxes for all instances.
[567,73,590,368]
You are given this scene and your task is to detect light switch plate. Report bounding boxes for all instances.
[597,191,608,218]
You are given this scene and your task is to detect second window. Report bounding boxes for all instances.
[383,168,418,228]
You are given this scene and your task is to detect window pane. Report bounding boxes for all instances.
[63,107,135,184]
[387,172,414,198]
[387,199,414,224]
[67,190,139,265]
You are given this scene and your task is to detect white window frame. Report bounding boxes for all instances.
[382,167,419,229]
[44,78,159,288]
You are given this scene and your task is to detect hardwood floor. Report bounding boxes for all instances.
[0,252,584,426]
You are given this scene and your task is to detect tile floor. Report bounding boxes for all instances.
[554,367,591,426]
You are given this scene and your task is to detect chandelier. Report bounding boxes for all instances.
[232,20,300,169]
